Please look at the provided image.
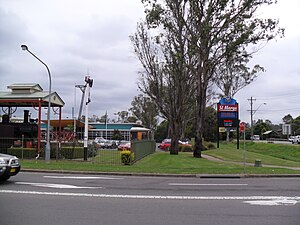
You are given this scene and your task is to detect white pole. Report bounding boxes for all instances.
[83,83,90,160]
[243,128,246,176]
[73,84,76,138]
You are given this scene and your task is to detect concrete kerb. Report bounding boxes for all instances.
[21,168,300,178]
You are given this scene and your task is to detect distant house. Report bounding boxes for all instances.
[88,122,151,141]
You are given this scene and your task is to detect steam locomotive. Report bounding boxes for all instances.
[0,110,38,139]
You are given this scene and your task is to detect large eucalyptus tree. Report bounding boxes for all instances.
[133,0,283,157]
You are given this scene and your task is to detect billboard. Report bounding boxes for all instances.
[217,97,239,127]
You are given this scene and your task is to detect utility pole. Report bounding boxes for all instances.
[248,97,256,140]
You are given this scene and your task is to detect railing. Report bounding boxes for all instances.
[131,140,156,162]
[0,137,156,165]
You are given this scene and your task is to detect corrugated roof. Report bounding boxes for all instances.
[263,130,273,135]
[0,83,65,107]
[90,123,135,130]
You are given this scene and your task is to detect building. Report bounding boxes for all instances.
[88,122,151,141]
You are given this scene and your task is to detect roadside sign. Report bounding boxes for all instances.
[240,122,245,132]
[219,127,226,133]
[217,97,240,149]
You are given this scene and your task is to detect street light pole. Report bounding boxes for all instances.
[248,96,266,140]
[21,45,51,162]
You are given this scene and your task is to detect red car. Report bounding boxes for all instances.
[118,141,131,151]
[159,139,192,150]
[158,139,171,150]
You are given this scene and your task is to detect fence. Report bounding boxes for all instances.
[131,140,156,162]
[0,137,156,165]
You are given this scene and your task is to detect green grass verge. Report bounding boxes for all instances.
[205,142,300,167]
[21,149,300,175]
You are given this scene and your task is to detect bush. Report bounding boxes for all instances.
[179,145,193,152]
[7,147,37,159]
[88,143,98,157]
[120,150,134,165]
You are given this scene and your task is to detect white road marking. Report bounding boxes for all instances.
[1,189,299,206]
[244,199,298,206]
[16,182,102,189]
[168,183,248,186]
[43,176,123,180]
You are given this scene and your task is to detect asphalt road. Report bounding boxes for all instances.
[1,172,299,225]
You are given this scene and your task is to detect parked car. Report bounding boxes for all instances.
[250,135,260,141]
[0,153,21,181]
[118,141,131,151]
[159,139,192,150]
[289,136,296,142]
[94,137,114,148]
[292,135,300,144]
[158,139,171,150]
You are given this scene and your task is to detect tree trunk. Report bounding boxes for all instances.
[169,118,180,155]
[193,84,206,158]
[226,129,230,142]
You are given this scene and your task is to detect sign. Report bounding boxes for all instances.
[217,105,238,112]
[217,97,239,127]
[217,97,240,150]
[282,124,291,135]
[219,127,226,133]
[240,122,245,132]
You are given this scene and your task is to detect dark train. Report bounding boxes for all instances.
[0,110,38,139]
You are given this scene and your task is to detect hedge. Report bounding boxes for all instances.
[7,148,37,159]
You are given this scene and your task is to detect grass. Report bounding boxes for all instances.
[205,142,300,167]
[92,150,122,165]
[20,141,300,175]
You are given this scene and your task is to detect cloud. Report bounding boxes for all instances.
[0,0,300,126]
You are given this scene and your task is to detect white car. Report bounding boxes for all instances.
[94,137,114,148]
[289,136,296,142]
[292,136,300,144]
[0,153,21,181]
[251,135,260,141]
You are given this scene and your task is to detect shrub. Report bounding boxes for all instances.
[7,147,37,159]
[60,147,84,159]
[120,150,134,165]
[179,145,193,152]
[202,141,216,151]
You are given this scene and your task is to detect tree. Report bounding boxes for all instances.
[99,113,109,124]
[187,0,283,157]
[112,129,122,140]
[115,111,129,123]
[130,15,195,154]
[184,107,217,142]
[137,0,283,157]
[130,94,159,130]
[291,116,300,135]
[154,120,169,142]
[215,56,264,98]
[282,114,293,124]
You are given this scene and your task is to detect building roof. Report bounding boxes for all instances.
[0,83,65,107]
[263,130,273,135]
[89,123,144,130]
[42,119,85,128]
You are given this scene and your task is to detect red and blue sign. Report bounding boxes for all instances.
[217,97,239,127]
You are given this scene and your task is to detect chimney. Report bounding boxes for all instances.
[24,110,29,123]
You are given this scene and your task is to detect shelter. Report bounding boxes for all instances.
[0,83,65,153]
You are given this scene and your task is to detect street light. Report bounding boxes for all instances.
[21,45,52,162]
[250,101,267,140]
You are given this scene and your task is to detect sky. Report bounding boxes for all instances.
[0,0,300,125]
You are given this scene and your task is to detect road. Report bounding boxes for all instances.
[1,172,299,225]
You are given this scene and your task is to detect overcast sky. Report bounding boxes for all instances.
[0,0,299,125]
